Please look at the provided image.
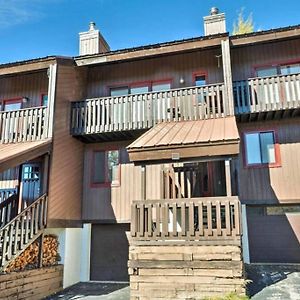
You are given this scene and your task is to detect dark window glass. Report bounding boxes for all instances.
[110,87,129,97]
[93,152,105,183]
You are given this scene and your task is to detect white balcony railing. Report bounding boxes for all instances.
[234,73,300,114]
[71,83,229,135]
[0,106,48,143]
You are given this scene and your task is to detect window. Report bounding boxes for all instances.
[109,80,171,96]
[92,150,120,186]
[3,99,22,111]
[244,131,280,167]
[41,94,48,106]
[110,87,129,97]
[194,75,207,86]
[280,63,300,75]
[152,82,171,92]
[131,85,149,94]
[256,67,278,77]
[255,61,300,77]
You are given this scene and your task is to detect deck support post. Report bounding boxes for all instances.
[221,38,234,116]
[225,159,232,197]
[38,233,44,268]
[42,154,50,195]
[141,165,146,200]
[17,164,23,214]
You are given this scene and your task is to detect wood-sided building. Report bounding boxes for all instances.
[1,7,300,298]
[70,11,300,286]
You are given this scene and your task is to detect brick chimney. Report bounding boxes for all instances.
[79,22,110,56]
[203,7,226,36]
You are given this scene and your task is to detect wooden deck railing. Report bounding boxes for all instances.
[234,73,300,114]
[71,83,229,135]
[131,197,241,243]
[0,194,18,228]
[0,106,48,143]
[0,189,17,204]
[0,194,48,269]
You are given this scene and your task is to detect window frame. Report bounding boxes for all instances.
[252,58,300,77]
[243,129,281,168]
[40,93,49,107]
[192,70,208,86]
[90,149,121,188]
[2,98,23,111]
[107,78,173,96]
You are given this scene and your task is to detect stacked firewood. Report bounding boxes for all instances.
[5,235,60,273]
[42,235,60,267]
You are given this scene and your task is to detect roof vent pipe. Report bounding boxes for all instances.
[210,7,219,15]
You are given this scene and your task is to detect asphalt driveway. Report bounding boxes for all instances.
[46,264,300,300]
[45,282,130,300]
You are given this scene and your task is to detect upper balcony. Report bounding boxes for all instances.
[0,106,48,143]
[70,82,233,141]
[233,72,300,120]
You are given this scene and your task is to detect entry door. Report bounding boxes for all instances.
[21,163,41,206]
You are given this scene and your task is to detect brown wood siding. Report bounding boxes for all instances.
[0,71,48,107]
[82,141,163,222]
[231,39,300,81]
[86,49,223,98]
[236,119,300,204]
[47,65,86,226]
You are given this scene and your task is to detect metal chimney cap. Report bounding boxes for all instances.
[89,21,96,31]
[210,7,219,15]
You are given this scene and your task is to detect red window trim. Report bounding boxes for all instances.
[90,149,121,188]
[242,129,281,169]
[2,97,23,111]
[107,78,173,96]
[192,70,208,85]
[252,58,300,77]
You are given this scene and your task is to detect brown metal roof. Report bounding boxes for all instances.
[0,139,52,172]
[127,117,239,163]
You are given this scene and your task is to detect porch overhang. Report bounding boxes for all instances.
[0,139,52,172]
[127,117,240,164]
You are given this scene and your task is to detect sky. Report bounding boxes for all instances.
[0,0,299,64]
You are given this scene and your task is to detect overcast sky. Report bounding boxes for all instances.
[0,0,299,64]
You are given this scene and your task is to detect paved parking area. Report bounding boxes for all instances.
[46,265,300,300]
[45,282,130,300]
[246,264,300,300]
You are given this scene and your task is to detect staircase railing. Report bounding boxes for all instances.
[0,194,19,228]
[0,194,48,269]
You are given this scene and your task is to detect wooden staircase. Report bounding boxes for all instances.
[0,194,48,271]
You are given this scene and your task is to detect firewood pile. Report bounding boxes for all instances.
[5,235,60,273]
